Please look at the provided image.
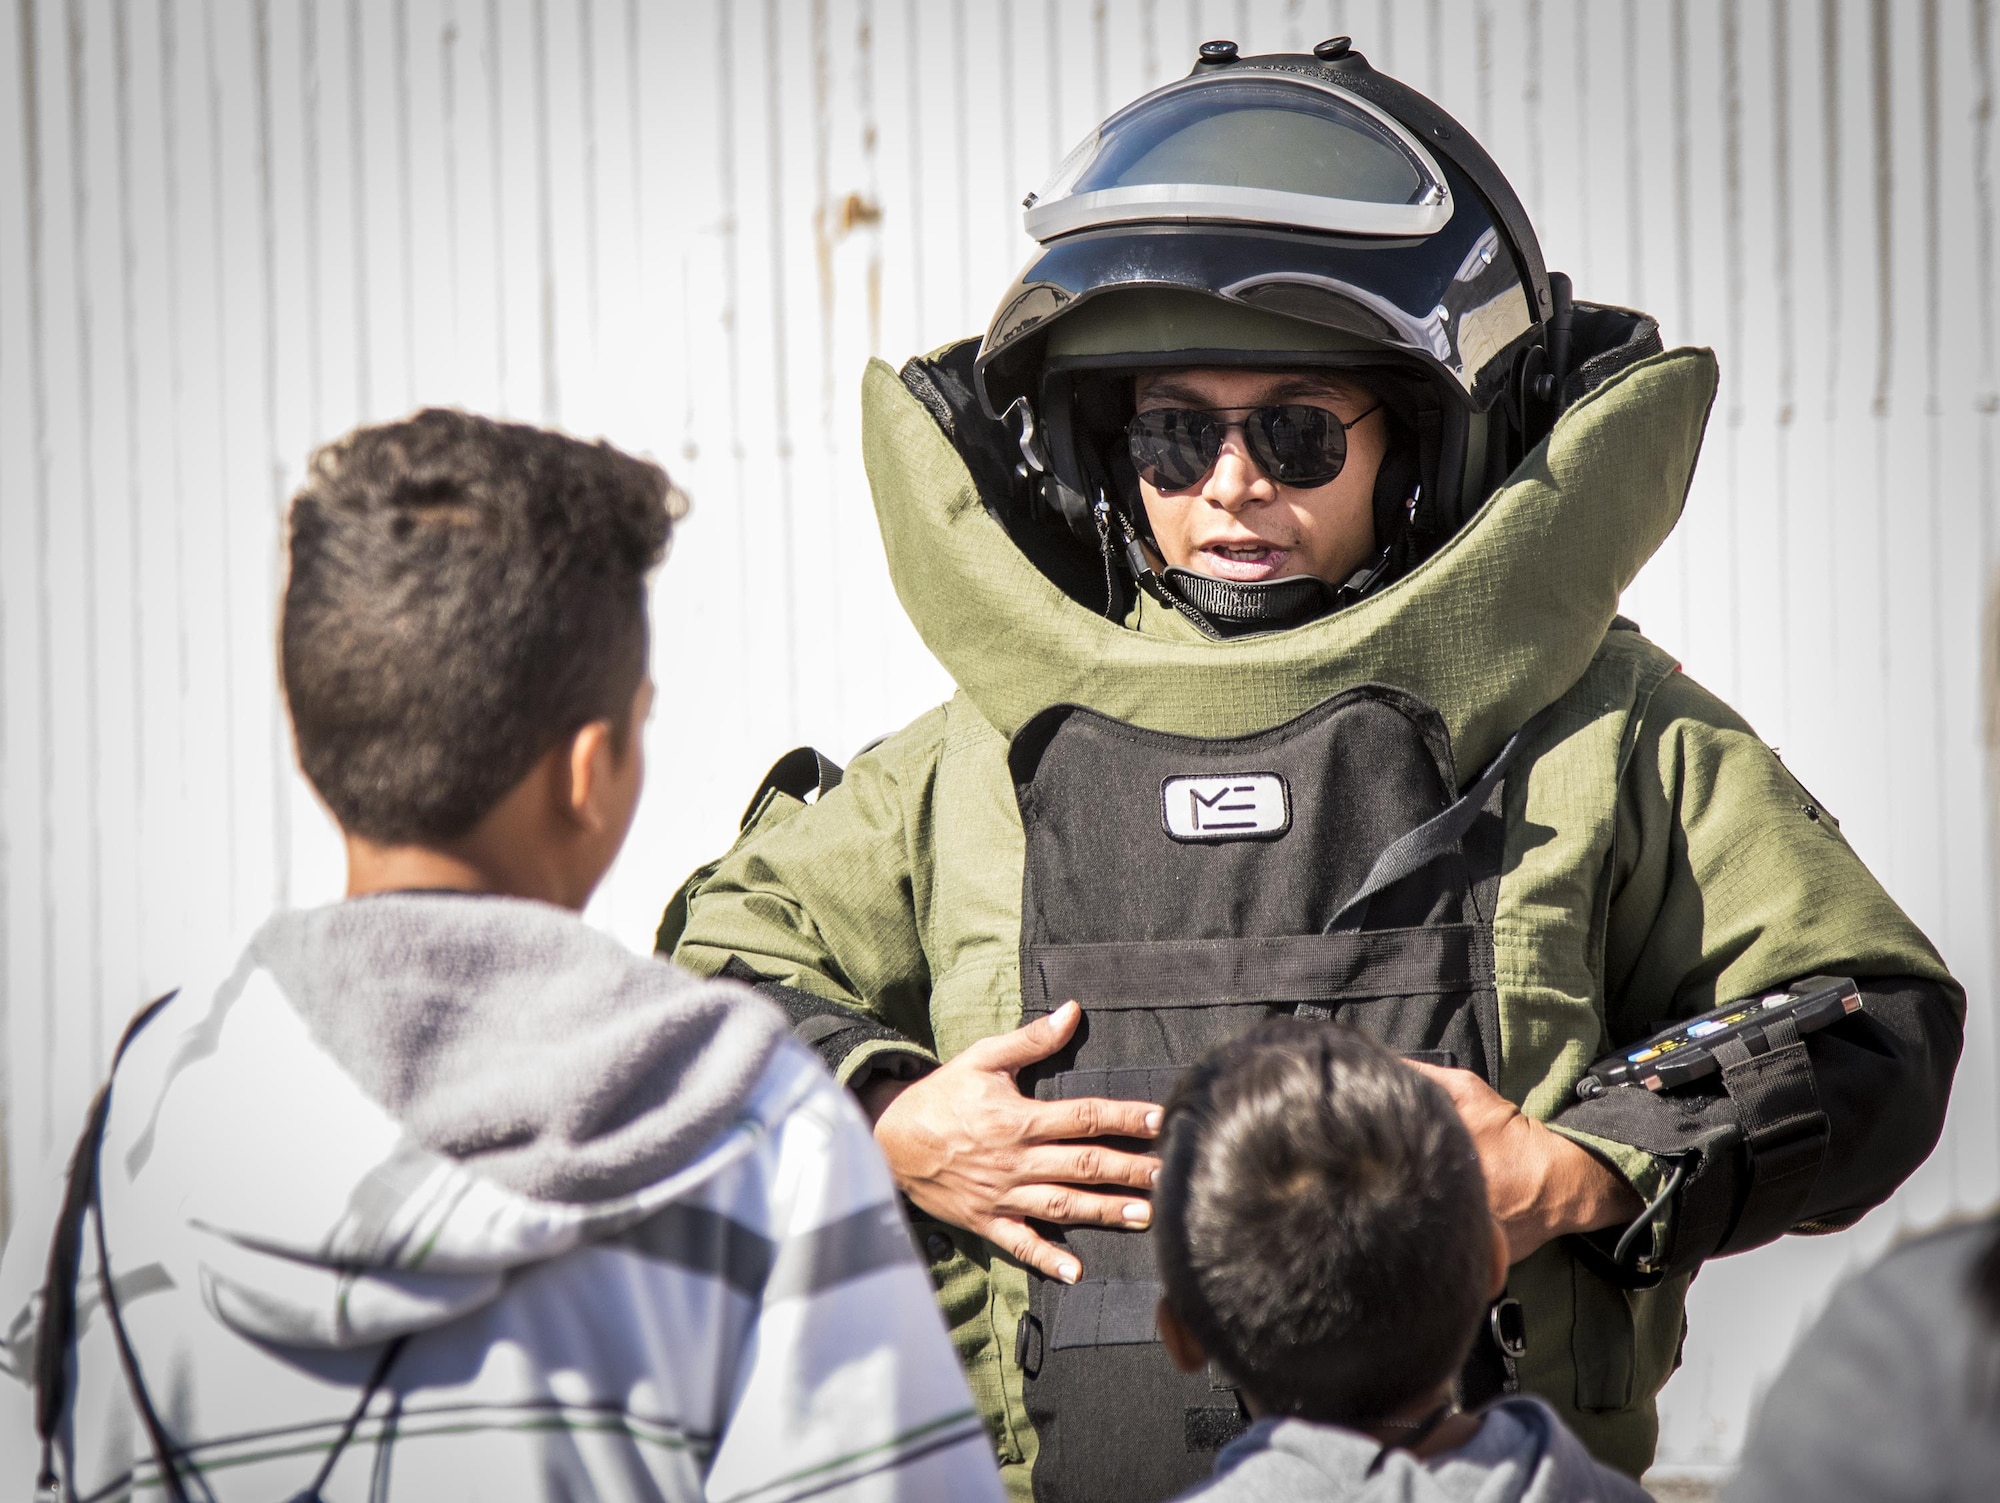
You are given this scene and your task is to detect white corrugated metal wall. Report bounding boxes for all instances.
[3,0,1996,1474]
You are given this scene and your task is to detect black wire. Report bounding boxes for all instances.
[1613,1159,1689,1268]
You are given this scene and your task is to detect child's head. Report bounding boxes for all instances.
[1153,1018,1502,1426]
[283,409,680,902]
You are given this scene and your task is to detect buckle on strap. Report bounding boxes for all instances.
[1714,1017,1828,1252]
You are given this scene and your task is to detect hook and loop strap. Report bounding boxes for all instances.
[1712,1016,1830,1254]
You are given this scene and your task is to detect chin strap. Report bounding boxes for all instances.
[1106,480,1423,639]
[1109,503,1223,638]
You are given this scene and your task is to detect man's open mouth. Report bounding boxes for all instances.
[1198,543,1291,581]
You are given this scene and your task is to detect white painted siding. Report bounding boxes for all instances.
[3,0,1996,1472]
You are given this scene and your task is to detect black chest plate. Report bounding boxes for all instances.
[1007,685,1507,1503]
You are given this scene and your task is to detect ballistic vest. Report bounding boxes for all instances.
[1009,686,1528,1500]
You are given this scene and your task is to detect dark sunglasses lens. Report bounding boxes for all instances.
[1245,405,1347,486]
[1128,409,1222,491]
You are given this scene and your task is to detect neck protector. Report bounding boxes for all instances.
[868,340,1715,773]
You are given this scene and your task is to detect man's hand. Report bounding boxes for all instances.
[1406,1060,1643,1264]
[858,1001,1161,1284]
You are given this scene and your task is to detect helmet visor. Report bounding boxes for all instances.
[1025,73,1453,243]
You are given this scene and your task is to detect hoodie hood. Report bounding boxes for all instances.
[122,894,790,1352]
[1192,1401,1651,1503]
[863,333,1716,776]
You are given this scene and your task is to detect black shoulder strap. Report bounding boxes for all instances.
[738,746,846,830]
[35,991,178,1502]
[36,989,410,1503]
[1324,705,1557,932]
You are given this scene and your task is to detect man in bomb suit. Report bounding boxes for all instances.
[661,39,1961,1502]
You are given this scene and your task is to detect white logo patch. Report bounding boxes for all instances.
[1161,773,1291,842]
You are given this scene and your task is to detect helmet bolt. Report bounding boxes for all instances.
[1197,39,1238,64]
[1314,36,1353,60]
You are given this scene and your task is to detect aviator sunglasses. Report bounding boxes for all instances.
[1126,401,1383,492]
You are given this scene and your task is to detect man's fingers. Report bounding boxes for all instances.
[1017,1142,1161,1192]
[982,1215,1083,1284]
[1025,1093,1163,1144]
[1001,1183,1154,1231]
[958,1000,1083,1074]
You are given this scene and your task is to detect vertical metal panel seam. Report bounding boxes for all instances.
[1091,0,1106,121]
[1821,0,1843,414]
[394,0,415,396]
[857,0,880,357]
[1474,0,1492,144]
[157,0,193,990]
[1868,0,1894,710]
[1523,0,1542,220]
[1721,0,1746,691]
[1425,0,1440,100]
[1047,0,1063,174]
[111,0,145,986]
[716,0,752,691]
[200,0,242,922]
[576,0,600,350]
[531,0,556,419]
[1669,0,1691,631]
[8,0,51,1168]
[1771,0,1798,733]
[64,0,107,1070]
[1622,0,1644,306]
[810,0,834,428]
[1971,0,2000,1174]
[1921,0,1950,955]
[252,0,288,910]
[1572,0,1591,283]
[952,0,971,324]
[998,0,1017,231]
[809,0,840,731]
[907,0,927,339]
[623,0,639,263]
[439,0,460,353]
[483,0,505,399]
[1974,0,1997,412]
[302,0,322,433]
[346,0,372,412]
[761,0,799,729]
[1871,0,1895,419]
[1670,0,1692,340]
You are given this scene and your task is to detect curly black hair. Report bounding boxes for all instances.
[282,408,681,843]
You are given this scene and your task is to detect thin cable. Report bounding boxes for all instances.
[1613,1158,1689,1268]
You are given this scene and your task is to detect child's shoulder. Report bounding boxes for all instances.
[1439,1398,1653,1502]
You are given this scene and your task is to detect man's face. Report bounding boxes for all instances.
[1131,368,1387,588]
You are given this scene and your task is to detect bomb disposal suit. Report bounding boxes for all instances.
[662,43,1962,1503]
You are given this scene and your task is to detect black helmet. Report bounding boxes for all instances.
[972,39,1579,627]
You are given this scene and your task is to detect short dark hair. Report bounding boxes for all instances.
[1153,1019,1492,1424]
[282,408,680,843]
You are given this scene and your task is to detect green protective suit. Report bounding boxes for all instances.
[666,340,1962,1493]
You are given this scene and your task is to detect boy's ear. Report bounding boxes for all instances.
[563,720,620,830]
[1156,1297,1209,1376]
[1487,1216,1509,1299]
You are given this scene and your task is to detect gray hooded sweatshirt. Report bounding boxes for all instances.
[1175,1398,1653,1503]
[2,894,1002,1503]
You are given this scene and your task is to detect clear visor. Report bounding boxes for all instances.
[1025,73,1453,244]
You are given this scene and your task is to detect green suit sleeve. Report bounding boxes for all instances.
[1554,668,1963,1280]
[669,707,949,1088]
